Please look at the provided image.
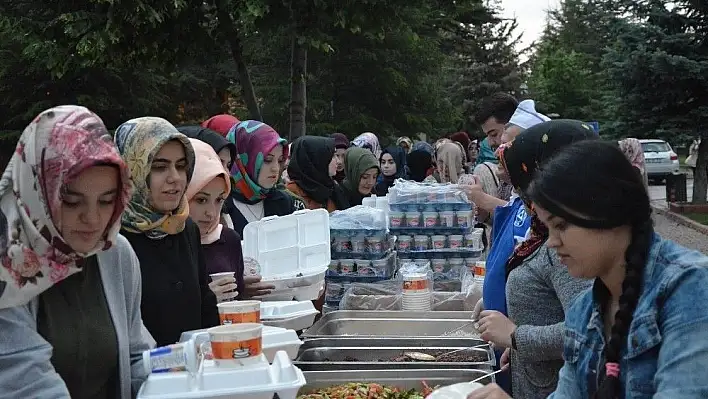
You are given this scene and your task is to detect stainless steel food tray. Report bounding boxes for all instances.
[295,337,494,370]
[302,310,480,338]
[299,368,495,392]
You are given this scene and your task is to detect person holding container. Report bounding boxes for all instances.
[470,140,708,398]
[0,106,154,398]
[114,117,219,347]
[185,139,244,303]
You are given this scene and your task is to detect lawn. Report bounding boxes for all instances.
[684,212,708,226]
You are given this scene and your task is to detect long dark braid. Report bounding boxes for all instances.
[595,218,653,398]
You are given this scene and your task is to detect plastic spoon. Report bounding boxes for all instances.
[404,343,489,361]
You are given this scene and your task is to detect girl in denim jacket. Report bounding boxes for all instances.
[470,140,708,399]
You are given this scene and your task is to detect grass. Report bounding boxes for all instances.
[684,212,708,226]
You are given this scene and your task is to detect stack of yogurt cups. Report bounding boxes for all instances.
[402,272,432,311]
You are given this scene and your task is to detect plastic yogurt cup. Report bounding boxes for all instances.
[431,235,446,250]
[422,212,439,228]
[389,211,404,227]
[413,235,430,250]
[455,210,472,228]
[143,340,198,374]
[449,235,464,249]
[431,258,446,273]
[414,258,430,268]
[350,236,366,253]
[397,235,412,251]
[405,211,422,227]
[328,260,340,272]
[339,259,356,275]
[440,211,455,227]
[217,300,261,325]
[402,273,430,293]
[357,261,376,276]
[208,323,264,367]
[367,236,384,254]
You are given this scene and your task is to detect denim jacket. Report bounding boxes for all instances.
[550,234,708,398]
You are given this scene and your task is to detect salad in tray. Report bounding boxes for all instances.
[298,382,436,399]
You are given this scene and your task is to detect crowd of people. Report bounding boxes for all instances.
[0,93,706,398]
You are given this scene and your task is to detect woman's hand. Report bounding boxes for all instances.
[242,275,276,298]
[476,310,517,349]
[208,276,239,302]
[467,383,512,399]
[499,348,511,371]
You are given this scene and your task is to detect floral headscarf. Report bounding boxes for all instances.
[618,138,646,174]
[0,106,132,309]
[226,120,288,203]
[114,117,195,239]
[499,119,597,276]
[352,132,381,158]
[396,137,413,153]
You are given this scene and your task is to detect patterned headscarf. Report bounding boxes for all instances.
[396,137,413,153]
[226,120,288,202]
[618,138,646,176]
[352,132,381,158]
[412,141,434,155]
[0,106,132,309]
[114,117,195,239]
[499,119,598,275]
[436,142,464,183]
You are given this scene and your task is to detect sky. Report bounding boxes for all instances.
[499,0,561,49]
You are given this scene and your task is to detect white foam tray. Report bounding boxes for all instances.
[242,209,331,279]
[261,301,319,331]
[178,326,303,363]
[254,278,325,302]
[137,351,305,399]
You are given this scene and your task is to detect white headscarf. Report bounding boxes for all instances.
[508,100,550,130]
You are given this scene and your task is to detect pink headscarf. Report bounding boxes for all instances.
[186,139,231,244]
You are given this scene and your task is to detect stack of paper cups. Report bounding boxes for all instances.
[402,273,432,311]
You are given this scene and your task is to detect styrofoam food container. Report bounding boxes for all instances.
[208,324,264,368]
[426,382,484,399]
[261,267,326,291]
[242,209,331,279]
[260,301,319,331]
[261,326,303,362]
[137,351,305,399]
[217,300,261,325]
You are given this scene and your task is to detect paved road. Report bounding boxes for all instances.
[653,212,708,255]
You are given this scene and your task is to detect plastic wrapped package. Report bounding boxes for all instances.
[388,179,470,207]
[338,281,481,311]
[327,251,397,279]
[329,205,388,230]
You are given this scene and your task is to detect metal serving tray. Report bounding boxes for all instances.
[302,310,480,338]
[299,368,495,392]
[294,337,494,370]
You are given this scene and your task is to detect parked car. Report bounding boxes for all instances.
[640,139,680,183]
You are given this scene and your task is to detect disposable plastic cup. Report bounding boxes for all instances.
[335,237,352,253]
[474,261,487,278]
[350,236,366,253]
[217,300,261,325]
[405,211,422,227]
[402,273,430,293]
[431,258,446,273]
[455,210,472,228]
[367,237,384,254]
[339,259,356,275]
[449,235,464,249]
[431,235,446,250]
[413,235,430,251]
[210,271,235,281]
[422,212,439,228]
[397,235,412,251]
[328,260,340,272]
[389,211,405,227]
[440,211,455,227]
[208,323,264,367]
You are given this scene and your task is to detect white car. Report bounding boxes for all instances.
[640,139,680,183]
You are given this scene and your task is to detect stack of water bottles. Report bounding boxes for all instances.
[387,180,484,291]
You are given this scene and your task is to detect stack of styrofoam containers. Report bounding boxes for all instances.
[388,180,484,292]
[402,272,432,311]
[242,209,330,301]
[137,351,305,399]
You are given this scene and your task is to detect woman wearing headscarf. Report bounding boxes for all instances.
[375,146,407,196]
[351,132,381,158]
[177,125,236,171]
[186,139,244,303]
[470,120,597,396]
[407,150,434,183]
[286,136,349,211]
[201,114,240,137]
[436,142,465,184]
[223,120,304,238]
[475,137,498,166]
[396,136,413,153]
[115,117,219,347]
[330,133,350,183]
[618,137,648,188]
[0,106,154,397]
[341,147,380,206]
